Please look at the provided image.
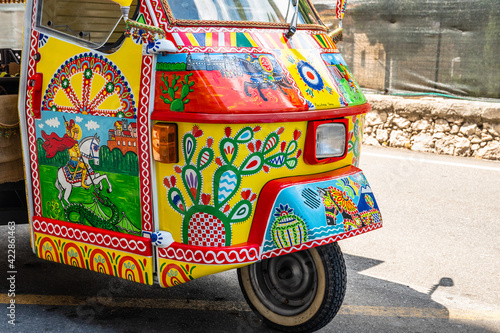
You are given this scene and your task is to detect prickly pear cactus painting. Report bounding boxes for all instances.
[159,72,195,112]
[163,125,302,247]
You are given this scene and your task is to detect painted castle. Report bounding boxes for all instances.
[107,119,138,155]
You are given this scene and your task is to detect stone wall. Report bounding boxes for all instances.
[363,94,500,160]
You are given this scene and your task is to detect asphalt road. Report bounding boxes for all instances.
[1,145,499,332]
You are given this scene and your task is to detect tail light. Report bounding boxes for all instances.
[304,119,349,164]
[152,123,178,163]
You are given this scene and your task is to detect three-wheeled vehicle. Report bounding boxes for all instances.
[17,0,382,331]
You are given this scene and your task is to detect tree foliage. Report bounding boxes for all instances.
[91,146,139,176]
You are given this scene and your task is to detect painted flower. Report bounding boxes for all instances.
[38,33,49,48]
[106,82,115,93]
[297,60,324,91]
[84,69,93,79]
[273,203,294,218]
[146,39,161,54]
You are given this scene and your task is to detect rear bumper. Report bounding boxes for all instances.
[250,166,383,259]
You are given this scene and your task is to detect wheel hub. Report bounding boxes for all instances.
[250,250,318,316]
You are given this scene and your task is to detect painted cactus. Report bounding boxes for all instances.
[163,125,302,247]
[159,72,194,112]
[271,204,307,249]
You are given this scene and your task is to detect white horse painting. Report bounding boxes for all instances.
[55,134,112,206]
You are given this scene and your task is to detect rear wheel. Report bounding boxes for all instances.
[237,242,346,332]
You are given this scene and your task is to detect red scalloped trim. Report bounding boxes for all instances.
[138,55,154,232]
[157,242,260,265]
[33,216,153,256]
[27,1,41,216]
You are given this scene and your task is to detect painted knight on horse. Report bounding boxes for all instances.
[41,117,111,205]
[42,118,92,189]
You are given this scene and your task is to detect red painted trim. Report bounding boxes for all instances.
[140,0,154,26]
[28,73,43,119]
[138,55,154,232]
[26,29,42,216]
[304,118,350,165]
[151,103,371,124]
[212,34,219,47]
[157,241,260,265]
[179,32,191,45]
[224,32,231,46]
[248,166,360,245]
[32,216,153,256]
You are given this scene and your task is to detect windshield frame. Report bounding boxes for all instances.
[161,0,325,30]
[35,0,140,51]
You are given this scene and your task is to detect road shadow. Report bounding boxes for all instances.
[0,225,493,332]
[0,181,28,225]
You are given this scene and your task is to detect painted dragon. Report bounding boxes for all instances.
[65,191,121,232]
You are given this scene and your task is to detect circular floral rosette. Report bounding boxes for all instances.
[43,52,136,118]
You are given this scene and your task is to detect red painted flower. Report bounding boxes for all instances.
[293,129,301,141]
[201,193,211,205]
[241,190,257,202]
[248,142,255,153]
[241,190,251,200]
[192,125,203,138]
[255,140,262,151]
[163,177,171,188]
[280,141,286,152]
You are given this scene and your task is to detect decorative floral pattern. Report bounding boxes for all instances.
[43,53,137,118]
[297,60,324,94]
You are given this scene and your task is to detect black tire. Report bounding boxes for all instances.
[237,242,347,332]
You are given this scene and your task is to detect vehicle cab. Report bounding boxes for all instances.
[18,0,382,331]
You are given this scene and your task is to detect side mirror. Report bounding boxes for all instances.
[285,0,299,38]
[107,0,133,18]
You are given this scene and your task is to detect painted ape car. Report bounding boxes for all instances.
[18,0,381,331]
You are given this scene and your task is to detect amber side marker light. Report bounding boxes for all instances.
[152,123,178,163]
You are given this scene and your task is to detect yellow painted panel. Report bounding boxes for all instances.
[155,118,359,247]
[37,36,143,111]
[35,233,153,285]
[158,257,247,288]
